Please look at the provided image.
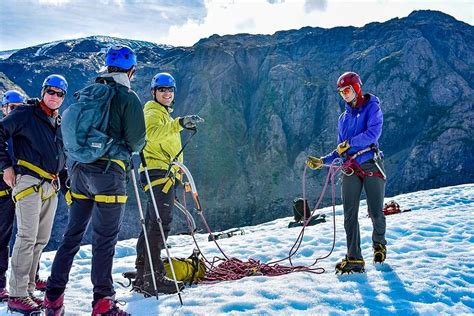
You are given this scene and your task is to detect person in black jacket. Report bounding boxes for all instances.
[0,76,67,315]
[0,90,25,302]
[44,46,146,316]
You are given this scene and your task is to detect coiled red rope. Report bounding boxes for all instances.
[178,159,344,283]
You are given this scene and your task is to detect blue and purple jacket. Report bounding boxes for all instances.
[322,93,383,165]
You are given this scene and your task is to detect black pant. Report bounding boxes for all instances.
[46,161,126,301]
[135,170,175,276]
[0,190,14,289]
[342,159,386,259]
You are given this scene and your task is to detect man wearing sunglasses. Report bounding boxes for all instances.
[131,72,203,296]
[44,46,145,316]
[306,71,386,274]
[0,75,67,315]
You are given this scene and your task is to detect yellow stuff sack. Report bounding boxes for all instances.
[163,256,206,285]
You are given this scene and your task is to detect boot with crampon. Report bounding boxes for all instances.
[335,256,365,274]
[44,293,65,316]
[35,278,47,292]
[7,296,42,315]
[29,294,43,308]
[0,288,8,302]
[373,243,387,263]
[139,271,184,296]
[91,296,130,316]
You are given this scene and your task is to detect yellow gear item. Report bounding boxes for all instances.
[70,192,128,204]
[65,190,73,205]
[0,188,11,197]
[12,185,40,203]
[306,156,323,170]
[139,100,183,174]
[142,177,174,194]
[164,257,206,285]
[17,159,57,180]
[12,183,56,203]
[98,158,126,171]
[336,140,350,156]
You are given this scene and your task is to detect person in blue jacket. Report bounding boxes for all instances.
[306,71,387,274]
[0,76,67,314]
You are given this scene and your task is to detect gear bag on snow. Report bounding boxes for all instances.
[288,198,326,228]
[383,200,411,216]
[163,250,206,285]
[208,228,245,242]
[61,83,116,163]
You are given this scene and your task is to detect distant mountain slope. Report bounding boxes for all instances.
[0,11,472,247]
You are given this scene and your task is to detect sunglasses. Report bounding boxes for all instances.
[2,105,16,110]
[338,86,354,97]
[45,89,65,98]
[156,87,175,93]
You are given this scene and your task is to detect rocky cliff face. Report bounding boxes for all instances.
[0,11,472,249]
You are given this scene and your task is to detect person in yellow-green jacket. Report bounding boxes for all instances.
[133,72,203,295]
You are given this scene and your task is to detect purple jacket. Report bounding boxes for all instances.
[322,93,383,165]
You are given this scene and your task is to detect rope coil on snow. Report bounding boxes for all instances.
[172,159,344,283]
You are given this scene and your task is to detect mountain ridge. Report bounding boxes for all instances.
[0,10,472,249]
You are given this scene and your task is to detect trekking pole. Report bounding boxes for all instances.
[130,159,160,300]
[140,152,184,306]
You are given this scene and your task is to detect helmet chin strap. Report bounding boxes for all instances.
[349,92,365,109]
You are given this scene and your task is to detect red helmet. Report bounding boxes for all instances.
[337,72,362,95]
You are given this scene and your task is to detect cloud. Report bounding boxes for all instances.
[304,0,327,12]
[0,0,207,50]
[235,18,257,32]
[0,0,472,51]
[38,0,70,5]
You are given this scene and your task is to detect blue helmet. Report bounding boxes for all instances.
[105,46,137,70]
[42,74,68,93]
[2,90,25,106]
[150,72,176,91]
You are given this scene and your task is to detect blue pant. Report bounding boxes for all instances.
[0,190,14,289]
[46,161,126,301]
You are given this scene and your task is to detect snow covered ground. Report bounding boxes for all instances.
[1,184,473,315]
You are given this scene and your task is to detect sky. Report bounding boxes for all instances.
[0,0,473,51]
[0,183,472,315]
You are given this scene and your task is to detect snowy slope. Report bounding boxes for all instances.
[1,184,473,315]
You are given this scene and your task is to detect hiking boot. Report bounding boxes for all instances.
[373,243,387,263]
[335,256,365,274]
[91,296,130,316]
[130,269,143,292]
[7,296,41,315]
[29,293,44,308]
[140,273,184,296]
[35,278,47,292]
[44,293,65,316]
[0,288,8,302]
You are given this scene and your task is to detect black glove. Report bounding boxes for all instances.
[179,115,204,130]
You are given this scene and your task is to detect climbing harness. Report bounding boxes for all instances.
[12,159,60,202]
[341,145,386,180]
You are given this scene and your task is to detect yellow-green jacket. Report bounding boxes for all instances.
[140,100,183,173]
